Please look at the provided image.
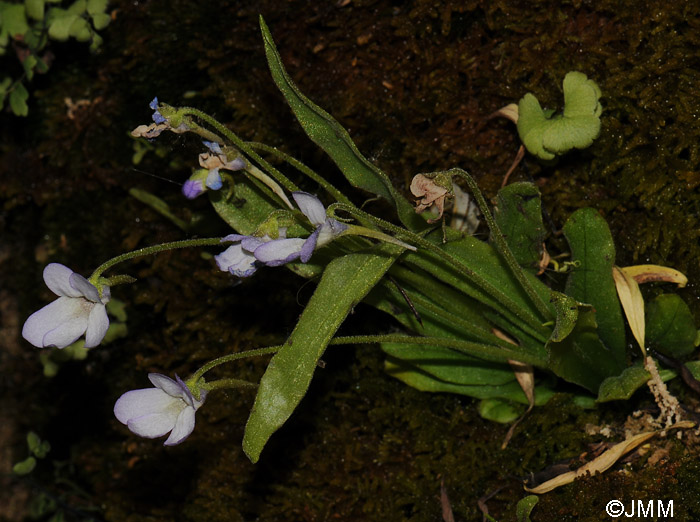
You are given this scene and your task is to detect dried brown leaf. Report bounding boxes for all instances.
[621,264,687,287]
[524,421,694,494]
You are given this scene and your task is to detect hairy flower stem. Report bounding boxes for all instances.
[247,141,354,207]
[188,346,282,389]
[89,237,225,284]
[200,378,258,393]
[448,168,553,321]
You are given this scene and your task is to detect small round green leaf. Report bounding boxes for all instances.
[646,294,698,358]
[517,71,602,160]
[541,114,601,154]
[1,3,30,38]
[9,83,29,116]
[69,17,91,41]
[478,398,521,423]
[91,12,110,30]
[86,0,107,15]
[47,10,76,41]
[25,0,45,21]
[13,456,37,475]
[517,93,555,160]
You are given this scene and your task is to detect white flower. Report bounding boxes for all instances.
[22,263,110,349]
[113,373,206,446]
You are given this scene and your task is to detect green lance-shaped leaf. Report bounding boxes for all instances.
[209,173,285,236]
[259,16,425,231]
[242,245,402,463]
[563,207,626,368]
[370,277,524,387]
[384,357,555,405]
[382,343,517,387]
[646,294,698,359]
[493,182,546,273]
[402,229,553,346]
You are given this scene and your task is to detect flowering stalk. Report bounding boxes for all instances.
[448,168,553,321]
[156,103,298,206]
[247,141,354,208]
[186,345,282,399]
[88,237,225,286]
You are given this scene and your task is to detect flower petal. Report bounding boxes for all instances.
[253,238,305,266]
[240,236,265,252]
[293,192,327,225]
[43,264,82,298]
[203,141,223,154]
[299,228,320,263]
[42,315,89,348]
[69,273,101,302]
[22,297,84,348]
[148,373,185,398]
[128,412,178,439]
[84,303,109,348]
[114,388,178,424]
[152,111,166,125]
[315,220,348,249]
[183,179,204,199]
[221,234,246,243]
[224,158,246,171]
[163,406,196,446]
[175,375,196,407]
[205,169,223,190]
[215,244,257,277]
[22,297,89,348]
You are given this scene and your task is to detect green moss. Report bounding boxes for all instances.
[5,0,700,520]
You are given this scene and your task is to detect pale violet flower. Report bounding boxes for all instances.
[253,192,348,266]
[183,141,245,199]
[216,193,347,277]
[215,231,290,277]
[215,234,260,277]
[114,373,206,446]
[22,263,110,349]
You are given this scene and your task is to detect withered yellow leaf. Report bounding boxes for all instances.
[613,266,646,353]
[621,264,687,288]
[524,421,694,494]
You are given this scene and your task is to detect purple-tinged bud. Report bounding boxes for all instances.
[182,179,204,199]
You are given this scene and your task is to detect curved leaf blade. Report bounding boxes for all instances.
[242,246,402,462]
[259,16,425,231]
